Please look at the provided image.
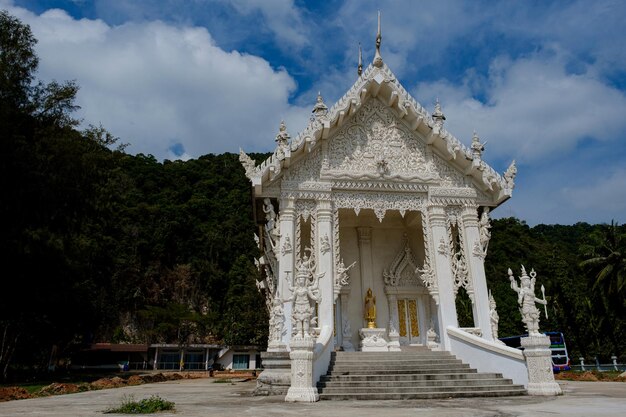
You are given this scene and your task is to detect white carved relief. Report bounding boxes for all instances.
[320,234,331,255]
[268,296,286,348]
[282,180,332,192]
[332,180,428,192]
[310,213,317,256]
[333,191,426,222]
[383,236,421,288]
[334,259,356,302]
[281,235,292,256]
[325,98,441,181]
[437,237,450,257]
[239,149,257,179]
[474,207,492,258]
[429,187,477,198]
[284,147,322,183]
[504,160,517,190]
[472,240,486,260]
[333,207,340,268]
[432,153,465,188]
[295,200,316,222]
[294,215,302,262]
[417,210,438,302]
[447,209,474,299]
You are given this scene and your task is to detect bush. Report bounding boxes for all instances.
[104,394,175,414]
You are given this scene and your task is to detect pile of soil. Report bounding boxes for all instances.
[556,371,626,382]
[38,382,85,396]
[213,370,257,379]
[0,371,211,402]
[0,387,32,402]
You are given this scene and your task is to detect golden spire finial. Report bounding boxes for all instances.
[373,11,383,68]
[358,43,363,76]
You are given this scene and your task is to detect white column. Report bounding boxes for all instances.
[385,290,401,351]
[316,200,334,335]
[278,197,296,348]
[339,291,354,351]
[153,347,159,370]
[461,206,493,340]
[357,227,373,328]
[428,205,458,350]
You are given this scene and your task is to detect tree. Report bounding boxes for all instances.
[0,10,38,112]
[580,221,626,306]
[0,10,116,380]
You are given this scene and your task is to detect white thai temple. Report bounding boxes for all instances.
[240,15,559,401]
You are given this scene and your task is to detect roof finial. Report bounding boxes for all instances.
[357,43,363,76]
[312,91,328,118]
[373,11,383,68]
[275,120,290,148]
[432,98,446,127]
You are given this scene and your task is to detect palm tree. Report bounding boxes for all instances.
[579,221,626,310]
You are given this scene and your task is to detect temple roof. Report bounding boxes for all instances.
[240,60,516,207]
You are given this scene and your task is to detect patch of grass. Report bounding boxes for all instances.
[104,394,175,414]
[22,384,47,394]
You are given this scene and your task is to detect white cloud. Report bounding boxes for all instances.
[562,167,626,215]
[227,0,309,48]
[2,1,309,159]
[414,51,626,163]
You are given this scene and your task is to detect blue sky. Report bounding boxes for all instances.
[3,0,626,226]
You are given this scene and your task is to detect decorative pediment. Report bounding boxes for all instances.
[242,62,515,207]
[325,98,436,181]
[383,236,422,288]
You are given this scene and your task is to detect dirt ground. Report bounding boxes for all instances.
[0,370,256,402]
[555,370,626,382]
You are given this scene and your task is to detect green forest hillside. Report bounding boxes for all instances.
[1,10,624,381]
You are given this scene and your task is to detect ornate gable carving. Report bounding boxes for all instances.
[283,147,322,184]
[383,237,422,288]
[432,153,466,188]
[325,98,436,181]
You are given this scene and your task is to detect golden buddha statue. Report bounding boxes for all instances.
[364,288,376,329]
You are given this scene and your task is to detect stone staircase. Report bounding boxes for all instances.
[317,347,526,400]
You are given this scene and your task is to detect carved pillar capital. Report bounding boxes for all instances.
[460,206,479,227]
[427,205,447,227]
[316,199,332,221]
[357,227,372,243]
[279,197,296,219]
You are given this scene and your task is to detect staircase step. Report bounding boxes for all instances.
[330,358,462,365]
[319,372,503,382]
[319,384,525,394]
[320,348,526,400]
[319,378,513,388]
[319,388,527,401]
[325,367,475,376]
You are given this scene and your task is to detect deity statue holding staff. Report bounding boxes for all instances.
[508,266,548,336]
